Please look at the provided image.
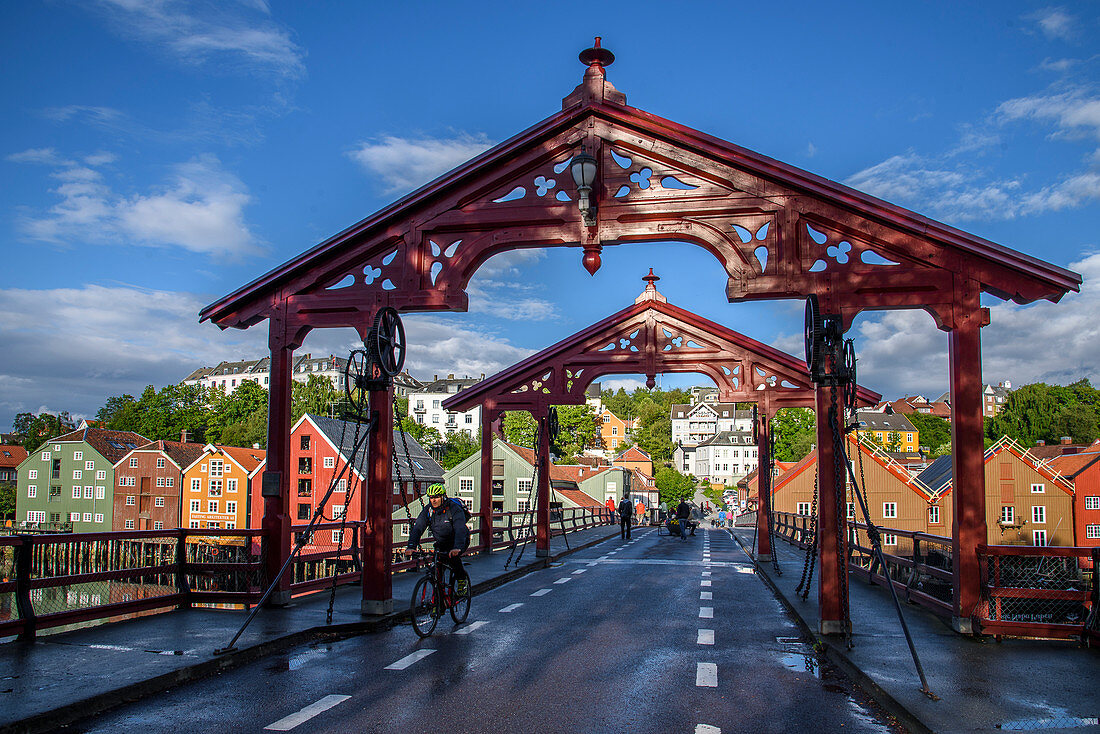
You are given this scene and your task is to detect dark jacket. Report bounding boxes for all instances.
[676,500,692,520]
[618,498,633,520]
[407,498,470,551]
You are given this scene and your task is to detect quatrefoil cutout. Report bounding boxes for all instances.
[534,176,556,196]
[630,168,653,190]
[826,241,852,264]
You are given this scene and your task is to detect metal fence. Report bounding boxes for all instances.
[1,507,613,640]
[770,510,1099,641]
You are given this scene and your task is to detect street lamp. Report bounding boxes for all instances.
[570,148,598,226]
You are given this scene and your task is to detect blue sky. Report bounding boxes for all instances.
[2,1,1099,431]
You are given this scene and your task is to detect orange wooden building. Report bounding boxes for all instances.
[180,445,266,530]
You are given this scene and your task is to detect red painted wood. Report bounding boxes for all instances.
[815,386,845,632]
[263,332,294,601]
[756,405,773,558]
[363,385,394,612]
[478,409,498,552]
[536,412,551,557]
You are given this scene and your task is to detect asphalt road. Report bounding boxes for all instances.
[66,527,904,734]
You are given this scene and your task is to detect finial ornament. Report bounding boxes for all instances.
[643,268,660,289]
[579,36,615,72]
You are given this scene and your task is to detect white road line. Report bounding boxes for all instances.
[702,571,711,576]
[697,629,715,645]
[572,569,587,574]
[499,603,523,613]
[453,620,489,635]
[699,606,714,619]
[695,725,721,734]
[696,662,718,687]
[554,577,572,584]
[700,579,712,587]
[587,562,598,566]
[265,694,352,731]
[384,650,435,671]
[700,591,713,600]
[531,588,552,597]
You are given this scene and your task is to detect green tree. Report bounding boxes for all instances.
[906,413,951,453]
[436,430,480,470]
[1049,402,1099,444]
[0,482,15,521]
[501,406,601,461]
[291,374,340,423]
[12,412,69,453]
[219,410,268,449]
[207,381,268,445]
[772,408,815,461]
[655,466,695,504]
[503,411,537,447]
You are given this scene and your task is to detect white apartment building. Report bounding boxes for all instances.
[692,430,759,485]
[410,376,482,436]
[670,403,753,446]
[183,355,423,398]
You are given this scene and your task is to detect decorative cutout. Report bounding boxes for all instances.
[781,380,800,389]
[534,175,556,196]
[610,149,632,169]
[364,265,382,284]
[382,279,396,290]
[430,262,443,285]
[565,368,585,393]
[511,370,553,395]
[826,240,852,264]
[721,366,731,375]
[324,247,400,292]
[756,222,770,240]
[614,185,630,198]
[630,168,653,190]
[754,246,769,272]
[861,250,900,266]
[806,223,828,244]
[553,160,571,174]
[427,239,461,287]
[660,175,698,190]
[809,260,827,272]
[330,274,355,289]
[556,191,572,202]
[494,186,526,203]
[596,328,641,353]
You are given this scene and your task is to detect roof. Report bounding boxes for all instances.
[414,377,482,394]
[855,411,917,433]
[0,445,29,469]
[181,366,213,382]
[502,441,610,484]
[1028,442,1092,460]
[614,446,651,463]
[220,445,268,474]
[304,414,444,483]
[697,430,755,447]
[52,428,150,464]
[774,436,935,500]
[670,403,753,420]
[917,455,955,494]
[554,487,603,508]
[1045,451,1100,479]
[122,440,206,470]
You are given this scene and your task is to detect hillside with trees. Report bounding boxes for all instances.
[986,379,1099,446]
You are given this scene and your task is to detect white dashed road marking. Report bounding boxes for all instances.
[531,588,552,597]
[700,580,711,587]
[697,629,714,645]
[554,577,572,584]
[702,571,711,576]
[453,620,489,635]
[499,603,523,613]
[699,607,714,619]
[572,569,586,574]
[384,650,435,671]
[696,662,718,687]
[700,591,712,600]
[264,694,351,731]
[695,725,721,734]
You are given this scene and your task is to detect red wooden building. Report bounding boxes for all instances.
[113,439,205,531]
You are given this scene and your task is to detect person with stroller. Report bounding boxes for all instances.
[675,498,692,541]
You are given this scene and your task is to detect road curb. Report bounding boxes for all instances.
[2,525,621,734]
[727,529,933,734]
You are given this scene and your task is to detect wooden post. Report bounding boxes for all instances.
[535,411,551,557]
[261,317,294,605]
[478,408,498,553]
[815,385,848,635]
[362,384,395,615]
[949,295,988,633]
[756,403,772,561]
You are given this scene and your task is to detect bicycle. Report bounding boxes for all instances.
[408,549,471,637]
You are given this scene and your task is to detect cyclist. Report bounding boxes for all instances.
[403,483,471,594]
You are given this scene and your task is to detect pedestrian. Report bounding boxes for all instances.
[618,495,633,540]
[636,500,645,525]
[676,498,691,541]
[658,501,668,523]
[605,496,616,524]
[717,508,726,529]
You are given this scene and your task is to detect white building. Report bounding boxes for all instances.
[183,355,423,398]
[692,430,759,486]
[410,375,482,436]
[670,403,753,446]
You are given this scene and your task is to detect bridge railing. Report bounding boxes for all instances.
[1,507,614,640]
[770,511,1099,641]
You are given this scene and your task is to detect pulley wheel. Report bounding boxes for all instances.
[842,339,858,412]
[804,294,823,375]
[343,349,371,415]
[369,307,406,377]
[547,406,560,442]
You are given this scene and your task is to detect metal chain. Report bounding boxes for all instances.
[506,421,542,568]
[796,466,819,600]
[828,349,852,646]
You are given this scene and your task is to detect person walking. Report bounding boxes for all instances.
[605,496,616,524]
[717,508,726,529]
[618,495,633,540]
[676,498,691,541]
[635,500,645,525]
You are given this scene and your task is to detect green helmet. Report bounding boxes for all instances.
[426,483,446,497]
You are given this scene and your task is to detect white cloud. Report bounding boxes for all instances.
[13,153,262,257]
[93,0,305,78]
[599,377,649,393]
[465,250,559,321]
[1028,7,1076,41]
[996,90,1100,140]
[1038,57,1080,73]
[6,148,72,165]
[847,250,1100,399]
[347,134,495,194]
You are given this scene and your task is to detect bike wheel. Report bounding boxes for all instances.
[448,576,471,625]
[410,576,439,638]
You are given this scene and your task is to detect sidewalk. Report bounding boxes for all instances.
[731,527,1100,734]
[0,524,620,734]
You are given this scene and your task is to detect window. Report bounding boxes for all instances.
[72,486,81,499]
[517,498,531,513]
[466,414,473,424]
[93,486,103,499]
[611,427,618,436]
[83,513,92,522]
[883,533,898,546]
[156,457,165,469]
[208,500,218,513]
[432,400,440,409]
[26,511,46,524]
[165,477,173,488]
[517,478,532,494]
[607,482,617,492]
[459,477,474,493]
[1033,529,1047,546]
[201,464,207,473]
[225,521,235,529]
[227,478,237,492]
[125,519,135,529]
[96,470,105,480]
[332,529,344,544]
[70,512,80,521]
[1031,483,1045,494]
[94,513,103,524]
[73,470,82,480]
[337,478,347,492]
[156,477,167,487]
[300,434,311,451]
[298,478,312,496]
[29,469,38,479]
[190,500,200,512]
[297,504,311,520]
[797,502,811,516]
[329,503,344,520]
[83,486,94,499]
[154,521,163,530]
[399,523,409,537]
[190,521,200,529]
[432,414,439,424]
[129,457,138,468]
[1085,524,1100,539]
[227,501,237,515]
[191,478,201,492]
[882,502,897,519]
[1032,506,1045,524]
[928,506,940,524]
[1001,506,1015,524]
[126,496,135,506]
[460,497,473,511]
[323,456,335,469]
[53,445,60,451]
[123,476,135,486]
[209,459,223,477]
[41,451,51,461]
[74,451,82,461]
[847,502,855,520]
[1084,496,1099,510]
[906,433,913,443]
[155,497,165,507]
[27,485,36,498]
[299,457,312,474]
[209,479,222,496]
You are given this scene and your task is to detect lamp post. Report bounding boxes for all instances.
[570,148,597,227]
